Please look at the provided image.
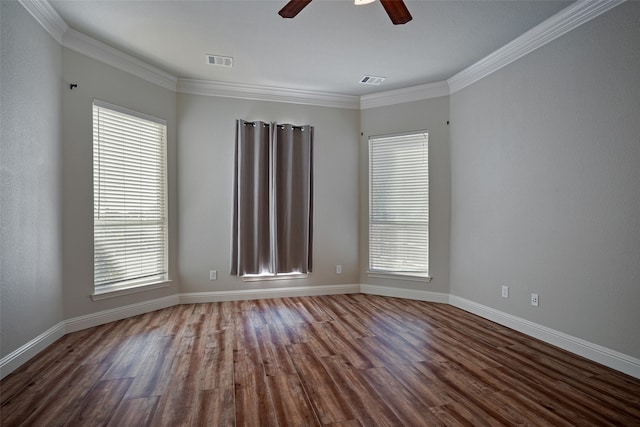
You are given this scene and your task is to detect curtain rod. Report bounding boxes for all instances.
[278,125,307,130]
[242,121,308,130]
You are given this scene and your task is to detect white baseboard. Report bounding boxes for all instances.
[65,295,179,333]
[360,284,450,304]
[1,295,178,380]
[179,284,360,304]
[3,287,638,381]
[0,321,66,380]
[449,295,640,379]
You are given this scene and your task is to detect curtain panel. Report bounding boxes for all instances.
[231,120,313,277]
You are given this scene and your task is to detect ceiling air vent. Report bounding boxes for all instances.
[359,75,386,85]
[206,54,233,68]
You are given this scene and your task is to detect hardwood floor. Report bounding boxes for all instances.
[2,294,639,426]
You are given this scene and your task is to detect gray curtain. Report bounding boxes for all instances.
[231,120,313,276]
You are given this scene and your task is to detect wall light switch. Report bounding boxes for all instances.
[336,265,342,274]
[210,270,217,281]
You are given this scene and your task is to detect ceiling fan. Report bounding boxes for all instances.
[278,0,413,25]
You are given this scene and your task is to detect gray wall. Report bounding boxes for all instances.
[449,2,640,359]
[359,97,451,294]
[4,0,639,372]
[61,49,178,319]
[1,2,64,359]
[177,94,360,292]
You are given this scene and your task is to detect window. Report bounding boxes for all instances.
[231,120,313,279]
[93,100,168,294]
[369,131,429,278]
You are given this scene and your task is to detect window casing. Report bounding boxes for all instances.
[369,131,429,278]
[93,100,168,294]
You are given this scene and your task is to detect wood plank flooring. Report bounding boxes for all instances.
[2,294,639,426]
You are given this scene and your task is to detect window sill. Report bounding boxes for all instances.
[367,272,432,283]
[91,280,172,301]
[242,273,309,282]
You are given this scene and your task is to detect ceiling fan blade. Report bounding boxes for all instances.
[379,0,412,25]
[278,0,313,18]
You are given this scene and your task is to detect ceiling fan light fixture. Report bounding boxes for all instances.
[279,0,410,24]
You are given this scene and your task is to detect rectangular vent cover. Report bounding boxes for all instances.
[360,75,386,85]
[206,54,234,67]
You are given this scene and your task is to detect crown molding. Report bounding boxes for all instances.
[62,29,178,91]
[20,0,177,91]
[21,0,625,107]
[177,79,360,110]
[448,0,626,94]
[19,0,68,44]
[360,81,450,109]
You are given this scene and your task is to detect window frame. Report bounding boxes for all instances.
[92,100,169,297]
[368,130,431,281]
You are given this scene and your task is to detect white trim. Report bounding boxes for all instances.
[92,99,167,126]
[21,0,625,105]
[19,0,68,44]
[65,295,179,333]
[242,273,309,282]
[447,0,626,94]
[90,280,172,301]
[62,28,178,92]
[360,284,450,304]
[3,288,639,380]
[360,81,450,109]
[367,272,433,283]
[177,79,360,110]
[179,284,360,304]
[0,322,66,380]
[449,295,640,379]
[18,1,356,107]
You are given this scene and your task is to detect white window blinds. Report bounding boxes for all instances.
[369,132,429,278]
[93,100,168,292]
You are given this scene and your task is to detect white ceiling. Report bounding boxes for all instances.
[49,0,573,96]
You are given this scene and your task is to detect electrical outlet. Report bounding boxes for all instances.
[209,270,217,281]
[531,293,539,307]
[501,285,509,298]
[336,265,342,274]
